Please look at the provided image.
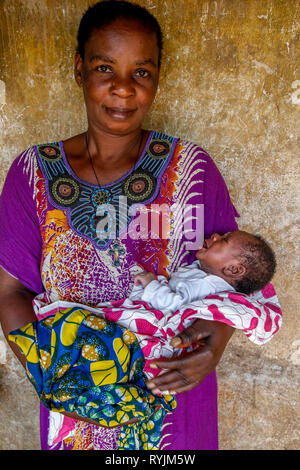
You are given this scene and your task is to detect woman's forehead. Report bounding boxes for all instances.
[85,20,160,61]
[99,17,154,33]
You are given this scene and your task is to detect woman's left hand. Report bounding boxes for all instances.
[146,319,235,394]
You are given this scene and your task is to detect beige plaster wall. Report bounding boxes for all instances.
[0,0,299,450]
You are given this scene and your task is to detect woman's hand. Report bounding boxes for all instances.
[146,319,235,394]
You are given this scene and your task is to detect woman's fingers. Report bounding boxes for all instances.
[169,325,206,348]
[147,347,211,394]
[170,318,221,348]
[146,319,235,395]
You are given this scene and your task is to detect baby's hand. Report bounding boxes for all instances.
[133,271,156,288]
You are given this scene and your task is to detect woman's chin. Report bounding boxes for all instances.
[97,118,142,136]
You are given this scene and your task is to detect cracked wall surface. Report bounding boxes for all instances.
[0,0,299,449]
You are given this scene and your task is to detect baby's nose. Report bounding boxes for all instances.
[211,233,221,242]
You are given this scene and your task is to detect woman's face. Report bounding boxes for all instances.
[75,19,160,136]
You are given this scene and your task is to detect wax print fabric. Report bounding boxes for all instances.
[9,307,176,450]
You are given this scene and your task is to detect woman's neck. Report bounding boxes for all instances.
[62,127,149,186]
[85,125,145,165]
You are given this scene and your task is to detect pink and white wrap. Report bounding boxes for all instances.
[33,282,282,380]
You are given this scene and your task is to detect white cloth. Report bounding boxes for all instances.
[129,261,235,314]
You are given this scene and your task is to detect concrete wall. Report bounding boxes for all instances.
[0,0,299,449]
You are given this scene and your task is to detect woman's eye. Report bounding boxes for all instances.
[135,69,150,78]
[97,65,113,73]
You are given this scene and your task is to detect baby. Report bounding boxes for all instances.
[131,230,276,319]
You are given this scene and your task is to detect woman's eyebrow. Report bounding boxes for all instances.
[135,58,156,67]
[89,54,116,64]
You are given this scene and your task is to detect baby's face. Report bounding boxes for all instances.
[196,231,248,276]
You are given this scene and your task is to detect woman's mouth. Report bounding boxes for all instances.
[104,106,137,119]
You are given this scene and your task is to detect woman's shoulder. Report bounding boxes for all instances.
[168,135,223,180]
[179,138,214,164]
[5,145,37,182]
[11,144,35,163]
[5,140,63,190]
[17,140,65,167]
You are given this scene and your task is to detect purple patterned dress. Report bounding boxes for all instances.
[0,130,243,449]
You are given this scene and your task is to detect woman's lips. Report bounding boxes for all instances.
[104,106,137,119]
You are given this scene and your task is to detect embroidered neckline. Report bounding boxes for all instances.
[59,131,153,189]
[34,131,179,251]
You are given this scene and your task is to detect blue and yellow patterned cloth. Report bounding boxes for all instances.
[8,308,177,449]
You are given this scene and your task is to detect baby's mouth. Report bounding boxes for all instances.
[202,239,208,249]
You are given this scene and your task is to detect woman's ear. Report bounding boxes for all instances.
[74,52,83,87]
[223,263,246,279]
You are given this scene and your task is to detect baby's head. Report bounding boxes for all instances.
[196,230,276,295]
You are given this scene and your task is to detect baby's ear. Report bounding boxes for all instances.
[223,263,246,279]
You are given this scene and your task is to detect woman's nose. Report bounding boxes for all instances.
[111,76,135,98]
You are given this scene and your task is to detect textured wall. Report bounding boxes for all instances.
[0,0,299,450]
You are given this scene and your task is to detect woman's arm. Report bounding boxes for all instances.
[0,268,37,367]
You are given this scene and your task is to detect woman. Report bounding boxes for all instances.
[0,1,281,450]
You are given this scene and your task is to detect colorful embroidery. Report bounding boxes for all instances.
[122,169,156,202]
[148,139,172,159]
[51,177,81,206]
[35,132,178,251]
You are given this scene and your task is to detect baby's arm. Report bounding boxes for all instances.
[141,280,190,313]
[134,271,231,313]
[134,270,196,313]
[133,271,183,312]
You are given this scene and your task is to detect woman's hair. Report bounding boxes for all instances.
[234,233,277,295]
[76,0,163,66]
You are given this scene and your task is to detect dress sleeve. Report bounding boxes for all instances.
[202,152,282,344]
[203,152,239,237]
[0,149,43,294]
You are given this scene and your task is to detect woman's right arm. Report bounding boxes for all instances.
[0,268,37,367]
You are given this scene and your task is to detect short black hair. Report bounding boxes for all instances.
[76,0,163,66]
[234,233,276,295]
